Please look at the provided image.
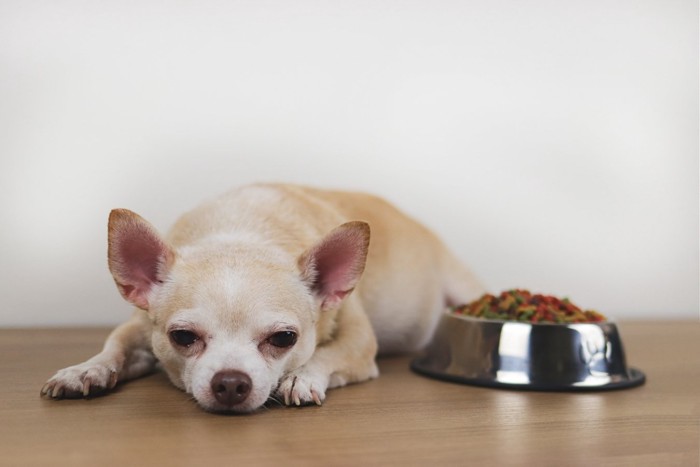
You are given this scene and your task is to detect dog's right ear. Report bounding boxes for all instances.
[107,209,175,310]
[298,221,370,311]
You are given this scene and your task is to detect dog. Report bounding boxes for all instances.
[41,183,484,412]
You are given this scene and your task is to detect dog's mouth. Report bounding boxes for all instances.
[196,394,265,414]
[201,403,258,415]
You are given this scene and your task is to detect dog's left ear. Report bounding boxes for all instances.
[298,221,370,310]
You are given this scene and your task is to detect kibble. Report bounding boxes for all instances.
[452,289,606,323]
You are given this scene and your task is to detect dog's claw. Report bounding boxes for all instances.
[109,370,118,389]
[283,376,295,406]
[311,390,322,406]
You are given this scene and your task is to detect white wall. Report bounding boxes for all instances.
[1,0,697,326]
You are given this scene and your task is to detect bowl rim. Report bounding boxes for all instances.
[444,307,616,326]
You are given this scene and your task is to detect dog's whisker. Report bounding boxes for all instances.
[266,395,284,408]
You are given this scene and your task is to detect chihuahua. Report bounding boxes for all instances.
[41,184,483,412]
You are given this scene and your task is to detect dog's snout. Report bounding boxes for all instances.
[210,370,252,407]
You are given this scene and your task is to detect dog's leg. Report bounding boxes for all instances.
[41,310,156,399]
[276,295,379,406]
[277,220,377,406]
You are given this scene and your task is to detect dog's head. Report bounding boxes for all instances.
[106,209,369,413]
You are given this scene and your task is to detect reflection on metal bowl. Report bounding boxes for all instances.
[411,312,645,391]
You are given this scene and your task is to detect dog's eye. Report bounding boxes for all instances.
[268,331,297,348]
[170,330,199,347]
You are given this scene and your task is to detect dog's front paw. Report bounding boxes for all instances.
[276,368,328,407]
[41,359,119,399]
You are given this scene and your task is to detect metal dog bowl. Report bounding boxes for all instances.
[411,312,645,391]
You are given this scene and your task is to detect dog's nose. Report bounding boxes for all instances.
[210,370,252,407]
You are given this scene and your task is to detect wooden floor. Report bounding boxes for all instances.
[1,322,698,466]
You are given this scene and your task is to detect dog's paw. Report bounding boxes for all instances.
[276,368,329,407]
[41,359,119,399]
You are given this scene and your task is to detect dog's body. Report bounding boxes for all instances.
[42,184,483,412]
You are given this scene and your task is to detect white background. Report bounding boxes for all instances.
[1,0,697,326]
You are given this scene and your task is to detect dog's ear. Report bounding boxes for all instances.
[298,221,370,310]
[107,209,175,310]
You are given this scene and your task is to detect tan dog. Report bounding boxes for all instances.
[41,184,483,412]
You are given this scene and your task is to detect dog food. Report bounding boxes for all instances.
[452,289,606,323]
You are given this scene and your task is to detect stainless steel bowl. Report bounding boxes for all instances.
[411,312,645,391]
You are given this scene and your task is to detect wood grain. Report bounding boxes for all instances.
[0,322,697,467]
